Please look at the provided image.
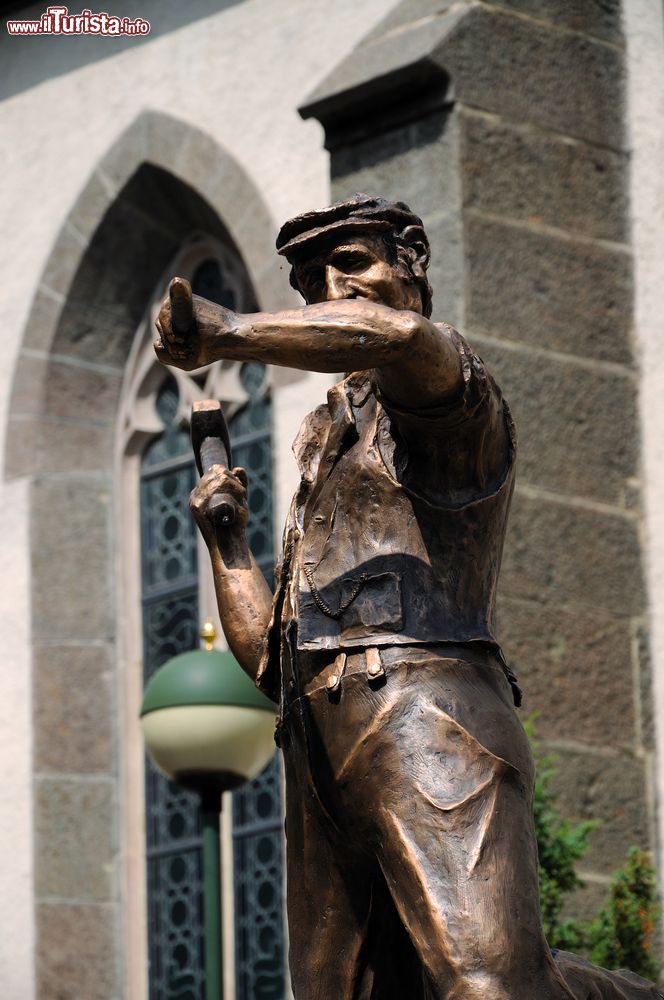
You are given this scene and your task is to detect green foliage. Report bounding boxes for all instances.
[526,717,660,981]
[525,717,597,951]
[587,848,661,982]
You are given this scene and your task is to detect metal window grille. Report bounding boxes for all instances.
[140,257,286,999]
[141,378,204,1000]
[229,362,285,1000]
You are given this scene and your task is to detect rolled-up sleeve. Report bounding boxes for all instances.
[376,325,515,507]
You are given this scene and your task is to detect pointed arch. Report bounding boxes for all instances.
[7,111,287,999]
[5,109,288,481]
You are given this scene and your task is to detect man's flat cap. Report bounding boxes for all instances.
[276,194,426,260]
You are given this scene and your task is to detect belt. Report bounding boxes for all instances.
[288,641,509,703]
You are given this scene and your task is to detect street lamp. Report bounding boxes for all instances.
[141,621,277,1000]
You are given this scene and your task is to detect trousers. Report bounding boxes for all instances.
[278,644,574,1000]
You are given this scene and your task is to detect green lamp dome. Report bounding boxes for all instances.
[141,648,276,715]
[141,646,277,792]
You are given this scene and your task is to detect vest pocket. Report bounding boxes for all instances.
[340,571,403,640]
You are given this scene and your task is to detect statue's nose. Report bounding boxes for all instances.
[324,265,348,301]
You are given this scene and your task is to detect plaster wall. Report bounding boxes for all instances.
[0,1,397,994]
[0,0,395,457]
[624,0,664,876]
[0,476,35,1000]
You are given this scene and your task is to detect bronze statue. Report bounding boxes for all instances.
[155,196,662,999]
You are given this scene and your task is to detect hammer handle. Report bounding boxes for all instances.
[199,435,238,528]
[200,437,229,471]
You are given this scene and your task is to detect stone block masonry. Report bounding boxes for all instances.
[303,0,652,915]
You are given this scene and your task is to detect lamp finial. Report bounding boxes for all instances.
[200,618,217,652]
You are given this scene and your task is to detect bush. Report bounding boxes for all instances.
[587,848,661,982]
[526,718,597,951]
[526,718,661,979]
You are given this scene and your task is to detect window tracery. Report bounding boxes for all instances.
[121,236,286,999]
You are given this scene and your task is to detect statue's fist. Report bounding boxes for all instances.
[190,465,249,543]
[154,277,202,372]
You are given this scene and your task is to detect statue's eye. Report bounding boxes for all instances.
[331,251,371,273]
[298,267,324,292]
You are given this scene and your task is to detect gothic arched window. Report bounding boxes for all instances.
[124,241,287,999]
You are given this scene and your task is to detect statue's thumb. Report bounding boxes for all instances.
[169,277,194,337]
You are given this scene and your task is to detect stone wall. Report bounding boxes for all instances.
[304,0,652,917]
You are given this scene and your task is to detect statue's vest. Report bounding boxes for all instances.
[260,372,515,683]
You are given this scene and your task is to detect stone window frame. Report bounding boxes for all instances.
[4,109,300,999]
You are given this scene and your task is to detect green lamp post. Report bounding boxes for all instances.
[140,621,276,1000]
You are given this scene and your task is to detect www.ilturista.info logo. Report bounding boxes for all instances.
[6,6,151,35]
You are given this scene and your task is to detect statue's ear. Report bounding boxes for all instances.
[401,225,430,274]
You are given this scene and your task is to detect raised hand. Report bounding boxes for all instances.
[154,276,244,371]
[189,465,249,548]
[154,277,200,370]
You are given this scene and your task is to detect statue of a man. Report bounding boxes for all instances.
[155,196,661,1000]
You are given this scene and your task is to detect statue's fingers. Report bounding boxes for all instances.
[153,339,168,363]
[231,467,249,490]
[154,337,192,367]
[206,465,248,499]
[156,304,176,346]
[169,277,194,337]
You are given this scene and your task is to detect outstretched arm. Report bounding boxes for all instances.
[155,278,462,409]
[190,464,272,684]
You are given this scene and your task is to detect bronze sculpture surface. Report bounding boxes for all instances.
[155,196,662,999]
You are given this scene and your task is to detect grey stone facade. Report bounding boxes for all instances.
[304,0,652,909]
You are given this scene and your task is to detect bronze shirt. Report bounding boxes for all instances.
[256,326,516,701]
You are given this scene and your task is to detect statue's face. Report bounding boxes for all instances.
[293,233,422,313]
